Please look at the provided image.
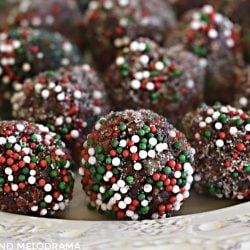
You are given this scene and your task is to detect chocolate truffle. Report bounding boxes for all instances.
[11,64,110,160]
[105,38,205,126]
[0,121,74,216]
[183,104,250,200]
[0,28,81,119]
[7,0,83,47]
[165,5,243,104]
[79,110,195,220]
[234,66,250,111]
[84,0,176,71]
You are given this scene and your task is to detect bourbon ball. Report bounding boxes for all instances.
[183,103,250,200]
[7,0,84,47]
[83,0,176,72]
[0,121,74,216]
[105,38,205,126]
[165,5,243,104]
[11,65,110,160]
[0,27,81,119]
[79,109,195,220]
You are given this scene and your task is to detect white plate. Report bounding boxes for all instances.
[1,175,250,250]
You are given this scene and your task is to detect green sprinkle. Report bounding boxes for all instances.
[97,166,105,174]
[95,145,103,154]
[0,177,5,184]
[91,184,99,191]
[143,125,150,134]
[50,170,58,178]
[204,130,212,139]
[178,154,186,162]
[119,123,126,131]
[105,157,112,164]
[59,182,66,190]
[18,175,26,182]
[140,206,150,214]
[163,167,171,175]
[126,176,134,184]
[22,167,29,175]
[138,193,146,201]
[137,129,145,137]
[244,166,250,173]
[156,181,163,188]
[173,141,181,150]
[112,139,119,148]
[139,143,147,150]
[40,201,47,208]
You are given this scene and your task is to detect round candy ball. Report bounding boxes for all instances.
[105,38,205,126]
[234,66,250,111]
[7,0,84,47]
[11,64,110,160]
[165,5,243,105]
[183,103,250,200]
[79,109,195,220]
[0,27,81,119]
[0,121,74,216]
[84,0,176,72]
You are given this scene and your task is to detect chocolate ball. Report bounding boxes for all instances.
[183,104,250,200]
[0,121,74,216]
[79,109,195,220]
[84,0,176,72]
[105,38,205,126]
[165,5,243,104]
[0,27,81,119]
[234,66,250,111]
[11,64,110,160]
[7,0,84,47]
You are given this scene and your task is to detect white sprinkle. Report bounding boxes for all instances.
[28,176,36,185]
[29,170,36,176]
[131,135,140,143]
[245,124,250,132]
[22,63,31,72]
[8,175,13,182]
[140,55,149,65]
[57,92,65,101]
[106,171,113,178]
[88,148,95,156]
[139,150,147,159]
[8,136,16,144]
[44,184,52,192]
[14,144,21,152]
[117,179,125,188]
[205,117,212,124]
[11,184,18,191]
[146,82,155,91]
[0,137,7,145]
[130,145,137,153]
[16,124,25,131]
[212,111,220,120]
[216,139,224,148]
[57,194,63,202]
[5,167,12,175]
[23,156,31,163]
[112,157,121,166]
[74,90,82,99]
[172,185,180,193]
[130,79,141,90]
[144,184,152,193]
[114,193,122,201]
[176,193,184,202]
[208,29,218,39]
[116,56,125,65]
[124,197,132,204]
[199,121,206,128]
[41,89,50,99]
[112,184,119,191]
[55,116,64,126]
[169,130,176,138]
[88,156,96,165]
[119,139,127,147]
[134,162,142,171]
[155,61,164,71]
[174,171,182,179]
[148,150,156,159]
[239,97,248,107]
[141,200,149,207]
[229,126,238,135]
[40,209,47,216]
[44,195,53,203]
[149,137,157,146]
[118,201,126,209]
[31,206,38,212]
[215,122,222,130]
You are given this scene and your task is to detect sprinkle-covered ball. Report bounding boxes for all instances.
[11,65,110,160]
[0,121,74,216]
[0,27,81,118]
[183,104,250,200]
[234,66,250,111]
[105,38,205,126]
[7,0,83,47]
[83,0,176,71]
[79,110,195,220]
[165,5,243,104]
